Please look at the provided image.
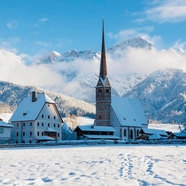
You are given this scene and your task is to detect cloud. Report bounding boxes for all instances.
[143,0,186,23]
[6,20,18,30]
[2,44,186,99]
[38,18,49,23]
[108,26,154,40]
[0,37,20,54]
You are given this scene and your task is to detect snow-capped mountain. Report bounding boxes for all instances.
[124,68,186,123]
[40,49,100,64]
[0,81,95,118]
[108,36,153,53]
[39,37,153,64]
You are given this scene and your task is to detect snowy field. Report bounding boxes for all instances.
[0,145,186,186]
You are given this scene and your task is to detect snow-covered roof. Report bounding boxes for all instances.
[62,122,73,133]
[9,93,55,122]
[149,133,161,140]
[0,121,13,128]
[142,128,168,136]
[37,136,55,140]
[83,134,120,140]
[173,132,186,137]
[44,127,57,132]
[111,96,147,127]
[77,125,116,132]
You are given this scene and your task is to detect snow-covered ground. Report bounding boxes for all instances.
[0,145,186,186]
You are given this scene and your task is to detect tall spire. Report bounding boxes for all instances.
[99,18,107,79]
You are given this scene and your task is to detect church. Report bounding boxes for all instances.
[75,20,148,141]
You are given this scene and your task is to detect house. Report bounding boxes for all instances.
[74,125,120,140]
[9,91,63,144]
[168,132,186,140]
[137,128,168,140]
[0,120,13,144]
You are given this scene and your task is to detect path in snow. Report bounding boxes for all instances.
[0,145,186,186]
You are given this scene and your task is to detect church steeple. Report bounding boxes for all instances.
[95,19,111,126]
[100,19,107,79]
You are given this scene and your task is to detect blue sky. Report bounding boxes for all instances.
[1,0,186,56]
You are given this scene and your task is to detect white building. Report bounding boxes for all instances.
[9,91,63,144]
[0,120,13,144]
[110,96,148,141]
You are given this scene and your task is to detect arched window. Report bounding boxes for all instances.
[124,129,127,137]
[137,129,139,137]
[130,129,133,140]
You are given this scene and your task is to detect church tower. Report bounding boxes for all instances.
[95,19,111,126]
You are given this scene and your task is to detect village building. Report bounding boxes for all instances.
[137,128,168,140]
[0,119,13,144]
[9,91,63,143]
[76,19,148,141]
[74,125,120,140]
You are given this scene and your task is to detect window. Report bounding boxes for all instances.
[54,116,56,120]
[42,123,44,127]
[29,140,31,143]
[30,131,32,136]
[42,114,44,118]
[124,129,127,137]
[58,124,60,128]
[0,127,3,134]
[23,132,25,136]
[17,123,19,127]
[37,132,39,136]
[106,89,109,93]
[98,89,102,93]
[48,115,50,119]
[54,124,56,127]
[30,122,32,126]
[42,132,43,136]
[16,132,19,137]
[23,123,25,127]
[48,123,50,127]
[37,122,39,126]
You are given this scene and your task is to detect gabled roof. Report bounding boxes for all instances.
[149,133,161,140]
[0,121,13,128]
[44,127,57,132]
[9,93,55,122]
[141,128,168,136]
[111,96,147,127]
[75,125,116,132]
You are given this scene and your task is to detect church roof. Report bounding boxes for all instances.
[10,93,55,122]
[111,96,148,127]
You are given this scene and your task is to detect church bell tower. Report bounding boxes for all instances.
[95,19,111,126]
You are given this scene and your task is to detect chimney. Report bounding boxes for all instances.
[32,90,37,102]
